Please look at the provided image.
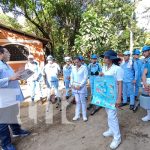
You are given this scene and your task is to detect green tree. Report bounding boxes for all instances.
[0,13,22,30]
[73,0,144,57]
[0,0,85,59]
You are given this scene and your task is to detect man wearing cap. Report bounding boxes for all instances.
[63,57,72,99]
[78,55,88,68]
[25,54,43,103]
[99,50,123,149]
[0,46,30,150]
[43,55,61,108]
[141,45,150,73]
[120,51,138,110]
[87,54,102,115]
[140,45,150,121]
[133,49,142,100]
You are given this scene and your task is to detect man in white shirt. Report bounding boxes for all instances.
[43,55,61,108]
[25,55,43,103]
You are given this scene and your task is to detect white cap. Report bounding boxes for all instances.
[123,51,130,55]
[64,56,71,62]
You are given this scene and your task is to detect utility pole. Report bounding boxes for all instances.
[130,0,139,55]
[130,28,134,54]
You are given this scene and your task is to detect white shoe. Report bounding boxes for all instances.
[110,138,121,149]
[103,130,113,137]
[83,117,88,122]
[142,115,150,122]
[73,116,80,121]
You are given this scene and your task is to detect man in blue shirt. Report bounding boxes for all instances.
[63,57,72,99]
[88,54,102,115]
[140,45,150,121]
[0,46,30,150]
[120,51,138,110]
[133,49,142,100]
[141,45,150,73]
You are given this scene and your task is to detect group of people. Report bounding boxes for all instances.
[61,45,150,149]
[0,44,150,150]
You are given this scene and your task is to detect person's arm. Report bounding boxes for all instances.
[70,69,74,89]
[80,67,88,88]
[25,63,28,70]
[116,81,122,105]
[0,78,9,88]
[57,64,61,74]
[133,61,138,83]
[116,67,124,107]
[63,66,65,77]
[42,67,47,84]
[0,75,20,88]
[87,64,91,77]
[142,68,148,90]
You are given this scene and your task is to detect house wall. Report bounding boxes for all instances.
[0,28,45,71]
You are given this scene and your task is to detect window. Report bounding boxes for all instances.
[4,44,29,61]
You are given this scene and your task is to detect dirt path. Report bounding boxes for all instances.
[13,100,150,150]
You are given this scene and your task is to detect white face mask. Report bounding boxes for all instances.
[48,60,53,64]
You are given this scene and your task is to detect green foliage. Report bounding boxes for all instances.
[0,0,146,62]
[0,0,84,61]
[0,13,22,30]
[73,0,144,57]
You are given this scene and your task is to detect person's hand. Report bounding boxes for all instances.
[9,74,20,81]
[99,72,104,76]
[67,76,70,80]
[115,99,123,110]
[71,85,75,89]
[133,80,136,84]
[75,86,81,90]
[144,83,149,92]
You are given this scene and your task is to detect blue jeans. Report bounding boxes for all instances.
[64,80,70,96]
[28,81,43,100]
[123,82,135,105]
[0,124,21,148]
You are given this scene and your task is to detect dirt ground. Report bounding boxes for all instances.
[12,95,150,150]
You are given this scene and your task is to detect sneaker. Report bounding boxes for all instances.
[83,117,88,122]
[110,138,121,149]
[103,130,113,137]
[12,129,31,137]
[87,104,93,110]
[119,103,127,107]
[56,103,59,108]
[2,144,16,150]
[90,106,101,115]
[129,105,134,110]
[66,96,69,100]
[72,116,80,121]
[135,96,138,101]
[142,115,150,122]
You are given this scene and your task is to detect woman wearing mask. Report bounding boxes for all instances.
[70,56,88,122]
